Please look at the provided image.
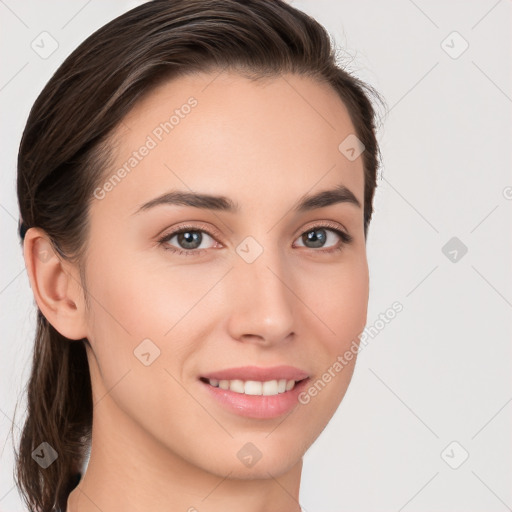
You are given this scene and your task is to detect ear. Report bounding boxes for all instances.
[23,227,88,340]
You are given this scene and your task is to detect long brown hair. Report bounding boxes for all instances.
[13,0,385,510]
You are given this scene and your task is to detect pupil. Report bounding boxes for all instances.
[178,231,201,249]
[304,229,326,248]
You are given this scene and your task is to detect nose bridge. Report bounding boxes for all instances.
[226,237,296,343]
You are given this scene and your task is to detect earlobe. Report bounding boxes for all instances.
[23,227,88,341]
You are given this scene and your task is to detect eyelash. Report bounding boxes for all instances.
[157,221,353,257]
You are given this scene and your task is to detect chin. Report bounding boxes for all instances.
[217,456,301,480]
[207,438,305,480]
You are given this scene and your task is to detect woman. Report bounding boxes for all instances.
[15,0,384,510]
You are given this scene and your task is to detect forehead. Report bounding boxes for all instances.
[94,71,364,220]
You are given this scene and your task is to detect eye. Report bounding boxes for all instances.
[157,221,353,257]
[157,224,220,256]
[294,222,353,253]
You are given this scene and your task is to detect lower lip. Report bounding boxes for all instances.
[199,378,310,419]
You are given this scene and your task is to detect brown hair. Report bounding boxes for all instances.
[14,0,384,510]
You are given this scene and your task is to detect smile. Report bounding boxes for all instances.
[200,377,304,396]
[198,365,311,418]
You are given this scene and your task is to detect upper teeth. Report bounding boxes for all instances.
[208,378,297,395]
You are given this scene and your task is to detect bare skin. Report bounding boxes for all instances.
[24,70,369,512]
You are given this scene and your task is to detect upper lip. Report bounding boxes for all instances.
[200,365,309,382]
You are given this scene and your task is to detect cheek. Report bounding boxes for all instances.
[82,255,198,432]
[83,250,229,381]
[82,249,162,379]
[305,254,369,349]
[86,250,205,337]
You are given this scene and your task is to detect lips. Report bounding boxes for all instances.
[198,365,311,418]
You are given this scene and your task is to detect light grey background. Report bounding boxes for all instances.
[1,1,511,511]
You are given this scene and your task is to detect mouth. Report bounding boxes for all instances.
[197,365,311,419]
[199,376,308,396]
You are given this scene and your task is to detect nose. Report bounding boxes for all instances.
[226,247,296,347]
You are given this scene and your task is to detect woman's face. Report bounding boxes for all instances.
[81,70,369,478]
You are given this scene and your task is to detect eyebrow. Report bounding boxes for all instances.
[133,183,361,215]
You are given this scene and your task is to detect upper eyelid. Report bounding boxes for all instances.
[159,221,222,241]
[297,219,348,235]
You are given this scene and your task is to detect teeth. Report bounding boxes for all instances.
[244,380,262,395]
[230,379,245,393]
[207,378,298,395]
[262,380,278,396]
